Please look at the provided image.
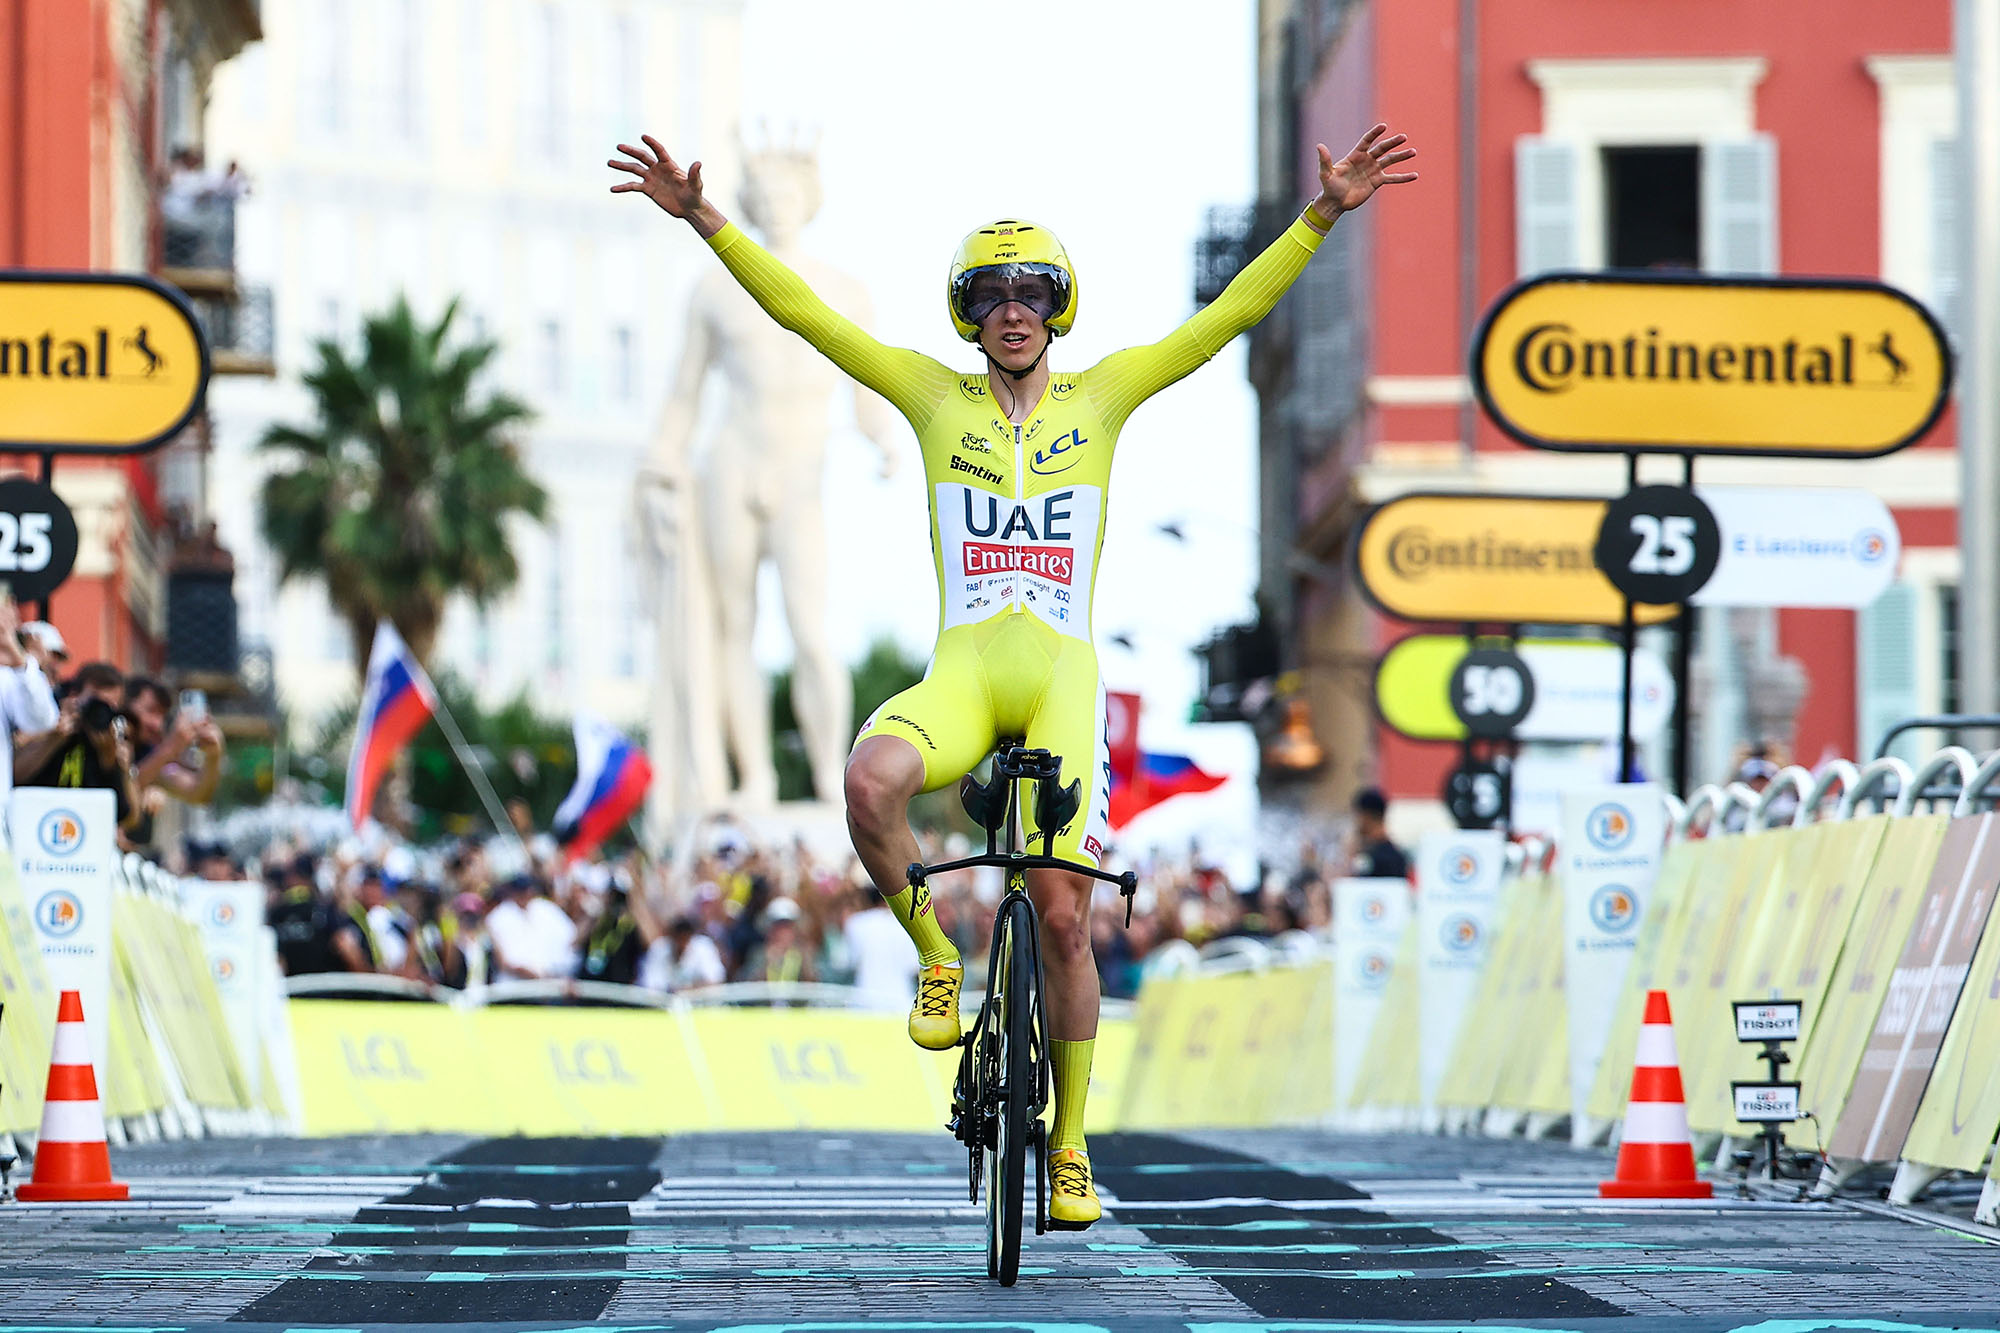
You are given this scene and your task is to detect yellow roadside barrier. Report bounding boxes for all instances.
[1588,837,1710,1125]
[1349,925,1422,1118]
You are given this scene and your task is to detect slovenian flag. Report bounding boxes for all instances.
[1105,690,1228,830]
[553,713,653,859]
[346,621,439,829]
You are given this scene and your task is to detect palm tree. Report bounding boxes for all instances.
[259,296,548,674]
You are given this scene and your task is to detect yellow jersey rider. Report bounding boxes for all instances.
[611,124,1417,1225]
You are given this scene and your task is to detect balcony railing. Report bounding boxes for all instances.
[162,192,238,274]
[190,284,276,376]
[1193,202,1307,307]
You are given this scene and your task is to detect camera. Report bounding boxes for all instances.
[79,696,119,734]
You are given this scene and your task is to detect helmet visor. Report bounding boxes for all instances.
[953,262,1070,328]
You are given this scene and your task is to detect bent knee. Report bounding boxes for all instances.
[843,741,923,830]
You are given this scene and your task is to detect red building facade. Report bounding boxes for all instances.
[1247,0,1961,828]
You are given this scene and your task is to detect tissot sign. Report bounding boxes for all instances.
[0,271,210,453]
[1352,492,1677,626]
[1472,273,1951,458]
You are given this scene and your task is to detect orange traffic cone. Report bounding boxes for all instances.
[17,990,128,1202]
[1600,989,1712,1199]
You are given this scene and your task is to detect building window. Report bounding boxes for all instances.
[461,0,484,145]
[539,319,563,396]
[308,0,348,136]
[525,3,566,165]
[611,324,635,402]
[545,525,565,672]
[385,0,422,145]
[610,12,641,137]
[1604,147,1699,271]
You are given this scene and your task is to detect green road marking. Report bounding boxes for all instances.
[1134,1219,1628,1233]
[1129,1161,1399,1175]
[1087,1240,1647,1256]
[1120,1263,1789,1280]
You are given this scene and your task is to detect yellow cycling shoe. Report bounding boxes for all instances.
[1047,1147,1100,1229]
[909,963,964,1050]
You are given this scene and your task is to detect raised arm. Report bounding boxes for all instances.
[1087,124,1418,432]
[610,135,953,431]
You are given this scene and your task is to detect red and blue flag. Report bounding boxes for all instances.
[553,713,653,859]
[345,621,438,829]
[1105,691,1227,830]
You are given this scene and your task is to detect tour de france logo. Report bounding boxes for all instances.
[1590,884,1639,933]
[36,808,85,857]
[1852,529,1890,565]
[1359,949,1392,988]
[1440,913,1481,953]
[35,889,83,938]
[1585,802,1635,852]
[1443,849,1481,886]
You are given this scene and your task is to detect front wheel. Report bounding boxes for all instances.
[985,897,1033,1285]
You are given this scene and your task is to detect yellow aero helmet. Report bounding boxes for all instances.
[947,219,1078,342]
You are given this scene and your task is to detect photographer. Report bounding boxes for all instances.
[575,866,664,988]
[0,593,60,814]
[14,661,142,834]
[125,677,225,805]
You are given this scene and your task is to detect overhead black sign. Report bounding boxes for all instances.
[0,479,79,601]
[1594,485,1721,605]
[1448,647,1536,739]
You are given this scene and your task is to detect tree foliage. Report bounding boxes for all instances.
[258,296,549,674]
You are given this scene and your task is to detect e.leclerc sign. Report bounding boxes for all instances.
[1472,272,1951,458]
[1352,492,1678,627]
[0,271,210,453]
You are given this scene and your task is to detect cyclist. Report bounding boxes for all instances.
[611,124,1416,1226]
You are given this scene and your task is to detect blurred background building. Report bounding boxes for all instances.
[0,0,265,682]
[1207,0,1961,831]
[202,0,743,733]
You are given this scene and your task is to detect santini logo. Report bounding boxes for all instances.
[950,455,1005,487]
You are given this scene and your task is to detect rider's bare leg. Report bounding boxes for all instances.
[843,735,958,966]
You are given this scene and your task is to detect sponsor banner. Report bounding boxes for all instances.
[1333,877,1412,1108]
[0,271,211,453]
[1561,784,1664,1137]
[1473,273,1950,458]
[935,481,1099,637]
[1828,813,2000,1163]
[1353,493,1678,627]
[1376,635,1673,743]
[11,787,115,1087]
[183,881,268,1107]
[1415,831,1505,1110]
[1691,485,1901,608]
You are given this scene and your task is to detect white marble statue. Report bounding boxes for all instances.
[639,140,897,832]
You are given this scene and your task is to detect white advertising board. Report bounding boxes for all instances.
[1692,485,1899,608]
[1415,830,1505,1112]
[1561,783,1665,1140]
[11,787,117,1088]
[1515,642,1674,742]
[1333,877,1412,1109]
[184,880,268,1105]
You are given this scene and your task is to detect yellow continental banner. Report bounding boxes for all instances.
[1353,494,1677,627]
[1787,816,1948,1150]
[0,272,209,452]
[1474,274,1950,457]
[1588,836,1709,1124]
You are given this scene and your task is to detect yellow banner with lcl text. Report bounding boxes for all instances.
[1474,274,1950,457]
[1353,493,1678,627]
[0,272,209,452]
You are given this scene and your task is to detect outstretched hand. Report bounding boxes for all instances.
[1314,124,1418,219]
[609,136,722,233]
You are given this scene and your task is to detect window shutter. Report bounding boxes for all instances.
[1292,220,1362,439]
[1857,581,1922,763]
[1931,136,1961,347]
[1701,135,1778,275]
[1515,136,1580,277]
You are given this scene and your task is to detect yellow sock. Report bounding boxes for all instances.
[883,880,959,969]
[1050,1038,1094,1151]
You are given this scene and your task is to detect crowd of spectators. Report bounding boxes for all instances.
[242,785,1411,1008]
[0,596,226,853]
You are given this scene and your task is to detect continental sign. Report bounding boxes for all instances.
[1352,492,1677,626]
[0,271,209,453]
[1472,273,1951,458]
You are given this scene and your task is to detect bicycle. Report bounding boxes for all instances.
[905,742,1137,1286]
